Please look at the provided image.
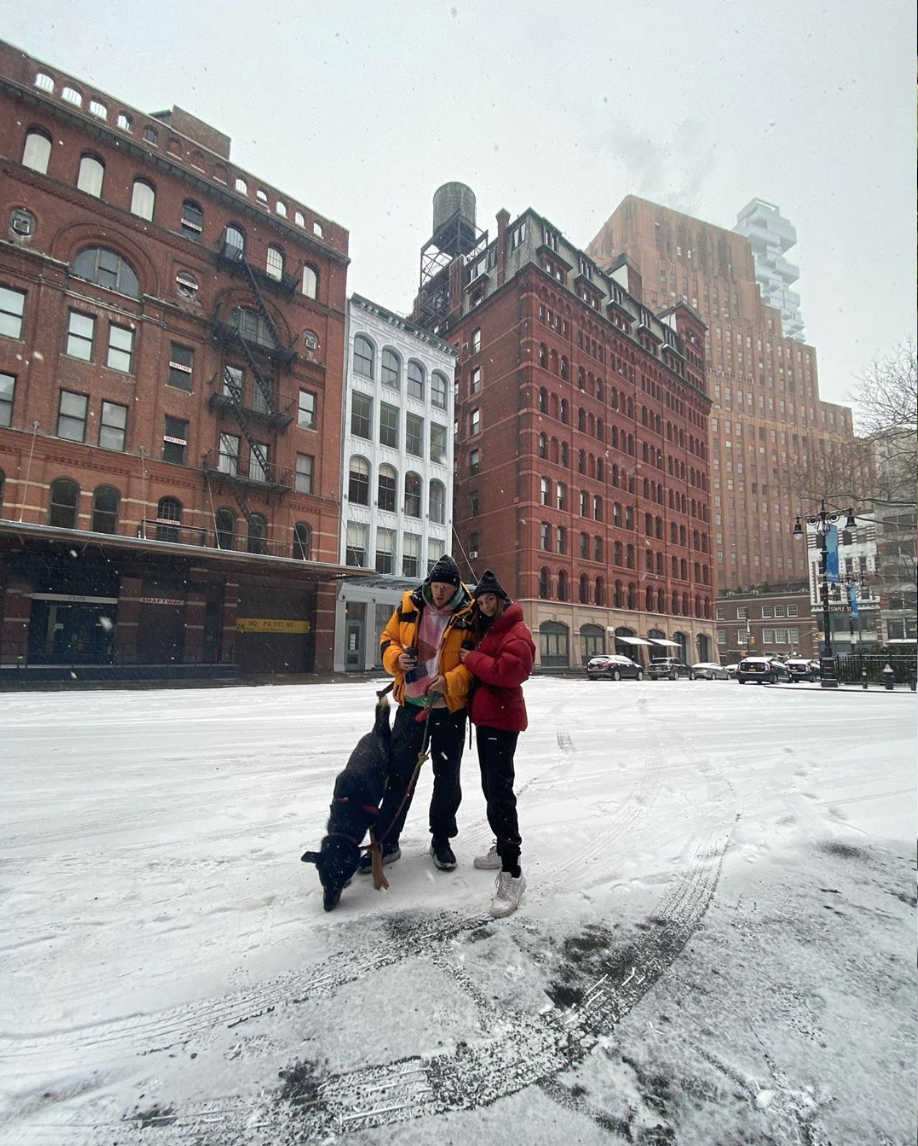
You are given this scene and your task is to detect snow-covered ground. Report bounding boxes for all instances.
[1,678,915,1146]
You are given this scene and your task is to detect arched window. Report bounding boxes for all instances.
[429,479,446,524]
[646,586,655,612]
[404,471,422,517]
[348,456,370,505]
[77,154,105,197]
[22,129,52,173]
[72,247,140,298]
[539,620,569,666]
[49,478,80,529]
[181,199,204,241]
[266,245,284,281]
[215,507,236,550]
[539,387,548,413]
[560,356,569,380]
[143,125,159,146]
[580,623,605,662]
[377,464,397,512]
[91,485,119,533]
[579,573,590,603]
[381,348,401,389]
[407,360,425,400]
[225,223,245,252]
[353,335,374,378]
[539,343,548,368]
[247,513,267,555]
[538,433,548,459]
[130,179,155,220]
[539,567,552,599]
[557,570,568,602]
[294,521,312,560]
[431,371,448,409]
[302,265,318,298]
[595,577,605,606]
[560,399,570,424]
[156,496,182,542]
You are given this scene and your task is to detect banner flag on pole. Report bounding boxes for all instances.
[825,524,840,583]
[849,582,859,619]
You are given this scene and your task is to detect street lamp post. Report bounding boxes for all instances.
[793,500,856,690]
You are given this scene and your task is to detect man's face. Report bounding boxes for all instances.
[429,581,455,607]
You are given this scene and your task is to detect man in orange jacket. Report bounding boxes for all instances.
[360,555,474,874]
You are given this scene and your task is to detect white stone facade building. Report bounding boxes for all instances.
[334,295,457,671]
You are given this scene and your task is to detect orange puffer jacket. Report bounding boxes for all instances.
[380,586,475,712]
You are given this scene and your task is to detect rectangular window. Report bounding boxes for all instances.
[470,408,480,435]
[224,365,244,399]
[298,389,316,430]
[427,538,445,572]
[351,392,372,439]
[163,415,188,463]
[402,533,420,578]
[57,390,88,441]
[375,527,395,574]
[761,605,773,618]
[469,448,480,475]
[66,311,95,360]
[0,371,14,427]
[406,413,424,457]
[249,442,269,483]
[218,433,240,474]
[717,630,726,644]
[168,343,193,390]
[762,628,774,643]
[736,607,748,620]
[99,400,127,450]
[786,604,798,617]
[774,605,786,617]
[715,607,725,620]
[296,452,313,494]
[471,328,481,353]
[346,522,368,567]
[0,286,26,339]
[379,403,399,448]
[107,324,134,372]
[789,627,800,643]
[430,423,447,463]
[470,366,481,393]
[775,628,787,643]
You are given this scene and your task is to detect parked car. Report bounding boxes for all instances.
[724,663,740,678]
[736,657,790,684]
[647,657,694,680]
[785,657,817,682]
[586,654,644,681]
[692,661,730,680]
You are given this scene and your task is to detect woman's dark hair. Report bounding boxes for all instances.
[471,596,506,641]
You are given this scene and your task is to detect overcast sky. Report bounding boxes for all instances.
[5,0,915,411]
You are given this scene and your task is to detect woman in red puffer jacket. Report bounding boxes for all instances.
[458,569,535,918]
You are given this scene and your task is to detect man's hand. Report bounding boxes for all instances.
[397,651,416,672]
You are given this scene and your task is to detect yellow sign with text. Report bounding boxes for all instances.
[235,618,311,634]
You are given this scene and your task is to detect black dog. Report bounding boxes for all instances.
[301,692,392,911]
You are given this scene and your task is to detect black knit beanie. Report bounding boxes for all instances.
[427,554,462,587]
[473,569,510,600]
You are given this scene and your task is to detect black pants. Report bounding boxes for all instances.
[378,705,467,845]
[476,726,521,873]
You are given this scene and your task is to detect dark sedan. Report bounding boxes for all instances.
[586,654,645,681]
[736,657,790,684]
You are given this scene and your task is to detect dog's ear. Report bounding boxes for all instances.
[301,850,321,865]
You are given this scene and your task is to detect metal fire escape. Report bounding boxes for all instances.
[205,232,300,545]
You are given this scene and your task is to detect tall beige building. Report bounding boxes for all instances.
[588,196,855,593]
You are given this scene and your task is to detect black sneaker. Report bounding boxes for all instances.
[430,839,457,871]
[357,843,401,875]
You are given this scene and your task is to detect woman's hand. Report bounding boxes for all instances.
[458,647,469,663]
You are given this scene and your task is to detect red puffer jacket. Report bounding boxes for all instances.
[465,602,535,732]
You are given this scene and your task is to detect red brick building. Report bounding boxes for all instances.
[414,187,716,667]
[0,41,353,679]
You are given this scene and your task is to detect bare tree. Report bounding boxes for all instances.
[851,338,917,504]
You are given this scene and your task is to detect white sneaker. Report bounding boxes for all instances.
[490,871,526,918]
[474,844,501,870]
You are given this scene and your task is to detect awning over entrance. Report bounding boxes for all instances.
[648,638,681,647]
[615,636,654,646]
